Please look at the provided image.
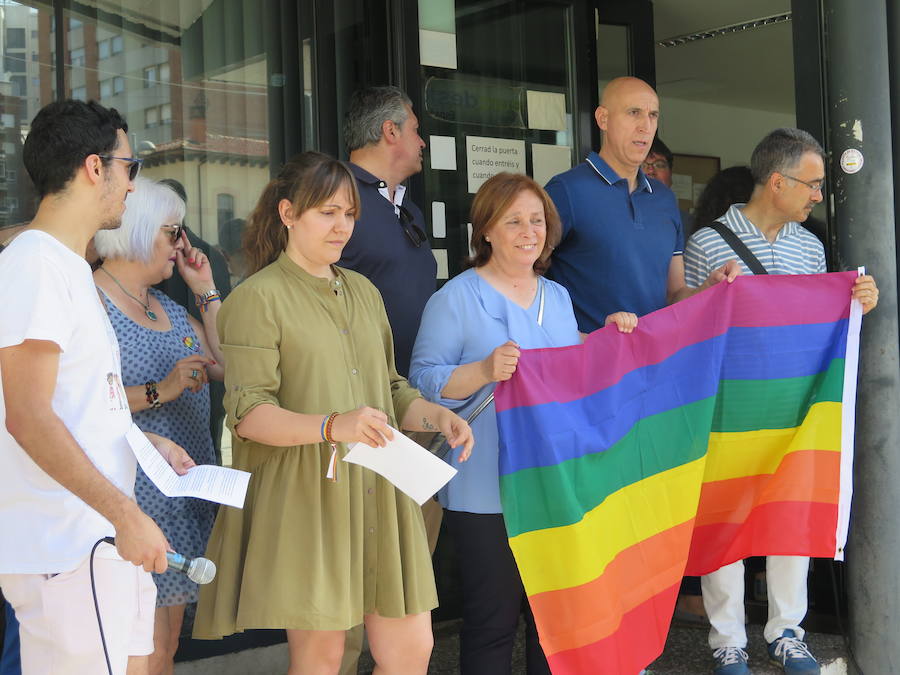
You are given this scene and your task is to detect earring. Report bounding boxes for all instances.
[285,224,293,230]
[485,236,491,243]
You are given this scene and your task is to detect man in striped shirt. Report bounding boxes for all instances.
[684,128,879,675]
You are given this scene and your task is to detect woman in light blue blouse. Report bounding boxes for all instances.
[409,172,636,674]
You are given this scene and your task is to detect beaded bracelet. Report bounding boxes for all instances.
[323,412,339,443]
[145,380,162,409]
[323,412,340,482]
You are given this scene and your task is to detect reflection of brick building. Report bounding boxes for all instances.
[142,132,269,245]
[5,10,271,242]
[45,14,268,153]
[1,2,40,120]
[0,3,40,226]
[0,91,36,228]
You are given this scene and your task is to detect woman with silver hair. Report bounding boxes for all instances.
[93,176,225,675]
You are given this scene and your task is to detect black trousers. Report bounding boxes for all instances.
[444,510,551,675]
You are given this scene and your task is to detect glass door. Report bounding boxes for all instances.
[406,0,656,283]
[410,0,589,283]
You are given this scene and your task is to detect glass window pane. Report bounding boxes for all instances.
[5,55,26,72]
[217,193,235,227]
[47,1,276,289]
[10,76,26,96]
[7,27,26,48]
[417,0,577,280]
[0,2,52,235]
[143,65,157,88]
[596,22,631,89]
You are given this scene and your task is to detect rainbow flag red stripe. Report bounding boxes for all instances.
[495,273,861,674]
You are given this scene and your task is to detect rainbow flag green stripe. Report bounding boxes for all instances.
[713,359,844,432]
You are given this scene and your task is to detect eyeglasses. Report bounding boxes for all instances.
[161,224,183,243]
[99,154,143,181]
[780,173,824,193]
[398,204,427,248]
[642,160,670,171]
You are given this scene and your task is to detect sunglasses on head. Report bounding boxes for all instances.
[99,154,143,181]
[161,224,183,243]
[398,204,427,248]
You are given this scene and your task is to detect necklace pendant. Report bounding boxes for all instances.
[146,309,158,321]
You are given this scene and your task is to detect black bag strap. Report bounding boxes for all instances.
[705,221,769,275]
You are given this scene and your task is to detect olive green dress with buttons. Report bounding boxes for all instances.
[193,253,437,638]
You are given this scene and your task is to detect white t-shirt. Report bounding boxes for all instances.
[0,230,136,574]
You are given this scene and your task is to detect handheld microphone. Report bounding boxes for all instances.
[101,537,216,584]
[165,551,217,584]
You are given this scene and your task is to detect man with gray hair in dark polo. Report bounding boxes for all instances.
[338,85,440,675]
[340,85,436,378]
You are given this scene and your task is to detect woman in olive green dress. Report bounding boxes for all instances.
[193,152,473,675]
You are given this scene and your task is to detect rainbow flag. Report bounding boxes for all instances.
[495,273,861,675]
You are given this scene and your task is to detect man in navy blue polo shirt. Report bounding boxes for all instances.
[339,85,439,675]
[545,76,738,332]
[340,85,437,378]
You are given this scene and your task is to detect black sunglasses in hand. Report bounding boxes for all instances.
[398,204,428,248]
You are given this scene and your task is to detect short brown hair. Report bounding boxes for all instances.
[467,172,561,275]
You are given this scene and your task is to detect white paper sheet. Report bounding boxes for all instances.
[671,173,693,201]
[526,90,566,131]
[429,135,457,170]
[466,136,526,193]
[419,29,457,69]
[125,424,250,508]
[433,248,449,280]
[431,201,447,238]
[343,426,458,505]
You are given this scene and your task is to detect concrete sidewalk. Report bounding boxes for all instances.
[175,618,850,674]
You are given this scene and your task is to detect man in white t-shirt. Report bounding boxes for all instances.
[0,100,195,675]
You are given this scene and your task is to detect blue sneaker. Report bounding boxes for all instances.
[767,629,820,674]
[712,646,751,674]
